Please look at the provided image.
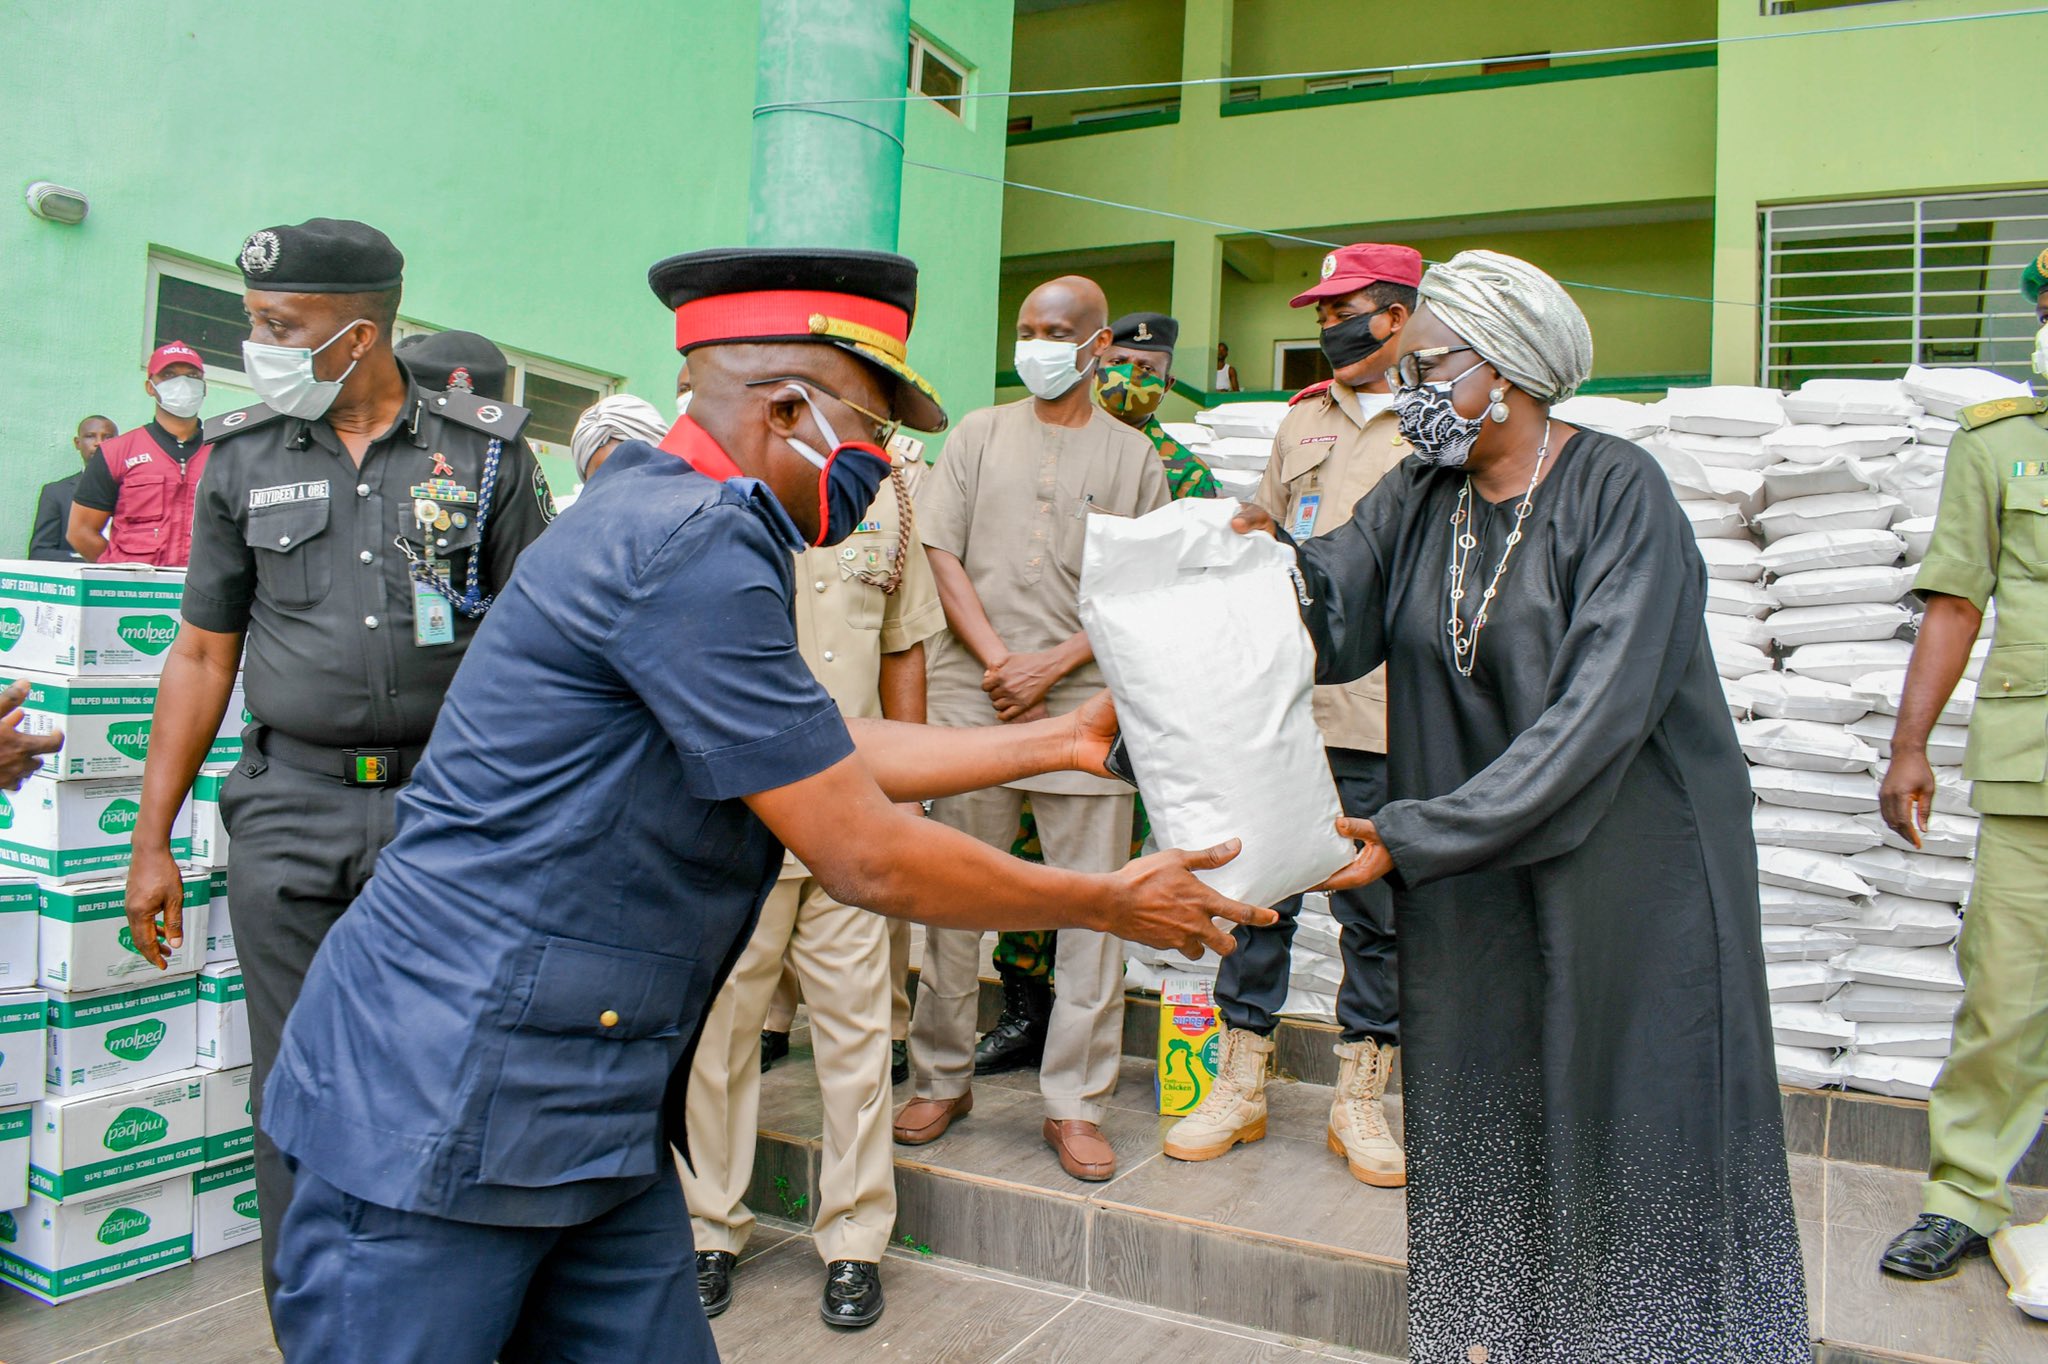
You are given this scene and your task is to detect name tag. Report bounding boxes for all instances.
[412,579,455,647]
[1289,493,1322,540]
[1298,435,1337,446]
[249,480,330,511]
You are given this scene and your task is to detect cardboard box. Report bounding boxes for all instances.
[38,874,209,991]
[45,977,197,1097]
[0,774,191,882]
[0,672,160,780]
[190,1156,259,1258]
[194,963,249,1070]
[0,1105,29,1212]
[0,989,45,1104]
[0,561,186,677]
[1157,976,1222,1117]
[29,1071,205,1201]
[189,766,232,867]
[200,1066,251,1165]
[204,869,233,964]
[0,1175,193,1302]
[207,679,249,767]
[0,879,36,989]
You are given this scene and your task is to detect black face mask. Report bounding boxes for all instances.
[1318,309,1390,372]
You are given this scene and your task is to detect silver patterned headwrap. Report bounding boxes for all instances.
[1416,250,1594,402]
[570,395,670,479]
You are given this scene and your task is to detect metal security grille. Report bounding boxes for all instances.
[1762,188,2047,388]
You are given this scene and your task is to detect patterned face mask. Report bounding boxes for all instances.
[1093,362,1168,420]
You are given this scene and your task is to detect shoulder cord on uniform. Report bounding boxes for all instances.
[407,437,502,618]
[853,465,912,596]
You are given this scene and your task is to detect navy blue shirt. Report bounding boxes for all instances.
[263,422,853,1226]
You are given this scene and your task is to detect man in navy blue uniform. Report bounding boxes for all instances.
[134,247,1269,1362]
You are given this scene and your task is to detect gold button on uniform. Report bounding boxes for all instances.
[599,1010,620,1028]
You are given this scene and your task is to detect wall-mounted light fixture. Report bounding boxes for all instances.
[25,182,89,225]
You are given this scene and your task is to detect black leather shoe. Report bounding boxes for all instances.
[1879,1214,1989,1280]
[891,1040,909,1086]
[973,967,1053,1075]
[821,1259,884,1328]
[696,1250,736,1317]
[759,1030,789,1073]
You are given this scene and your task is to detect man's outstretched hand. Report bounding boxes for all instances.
[1107,839,1275,959]
[1064,690,1119,780]
[1231,502,1278,539]
[1319,817,1394,891]
[0,680,60,789]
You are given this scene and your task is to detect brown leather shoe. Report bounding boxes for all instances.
[892,1092,972,1146]
[1042,1119,1116,1182]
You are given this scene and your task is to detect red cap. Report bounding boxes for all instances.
[147,341,205,376]
[1289,244,1425,308]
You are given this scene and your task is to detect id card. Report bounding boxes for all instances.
[1288,493,1322,540]
[412,579,455,647]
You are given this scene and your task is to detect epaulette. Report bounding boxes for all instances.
[1288,380,1333,407]
[202,402,289,443]
[1958,394,2047,431]
[429,386,532,441]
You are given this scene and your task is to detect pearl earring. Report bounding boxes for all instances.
[1488,386,1511,424]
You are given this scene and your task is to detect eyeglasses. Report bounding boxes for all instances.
[745,375,899,449]
[1389,346,1477,392]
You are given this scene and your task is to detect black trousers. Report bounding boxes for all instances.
[1216,750,1398,1045]
[219,727,402,1311]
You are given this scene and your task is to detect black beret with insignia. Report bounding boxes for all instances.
[238,217,404,293]
[396,330,509,400]
[1110,312,1178,356]
[646,246,945,432]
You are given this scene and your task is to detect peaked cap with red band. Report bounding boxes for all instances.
[647,246,947,433]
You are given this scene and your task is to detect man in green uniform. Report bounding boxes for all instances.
[1876,253,2048,1280]
[1094,312,1218,500]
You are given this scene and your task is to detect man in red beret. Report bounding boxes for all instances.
[68,341,213,565]
[1161,243,1422,1187]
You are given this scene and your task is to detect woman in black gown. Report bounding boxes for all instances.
[1240,251,1809,1362]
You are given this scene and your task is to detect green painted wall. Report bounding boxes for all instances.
[1711,0,2048,382]
[1010,0,1185,133]
[1231,0,1715,102]
[3,0,1009,545]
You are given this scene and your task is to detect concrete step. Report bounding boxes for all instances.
[759,1010,2048,1363]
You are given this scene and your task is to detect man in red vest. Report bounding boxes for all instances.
[69,341,214,566]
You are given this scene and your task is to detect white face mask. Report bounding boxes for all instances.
[1014,331,1104,401]
[676,390,693,419]
[2034,320,2048,380]
[151,375,206,420]
[242,320,366,420]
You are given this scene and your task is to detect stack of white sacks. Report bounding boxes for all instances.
[0,560,257,1304]
[1555,365,2033,1100]
[1126,402,1349,1009]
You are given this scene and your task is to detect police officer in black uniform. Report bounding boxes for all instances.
[121,218,554,1318]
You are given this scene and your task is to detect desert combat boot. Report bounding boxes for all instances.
[1160,1027,1274,1161]
[1329,1038,1405,1187]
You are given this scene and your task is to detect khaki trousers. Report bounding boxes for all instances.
[683,877,895,1264]
[766,919,911,1042]
[1924,812,2048,1235]
[908,786,1132,1123]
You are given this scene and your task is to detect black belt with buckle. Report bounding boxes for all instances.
[262,730,424,787]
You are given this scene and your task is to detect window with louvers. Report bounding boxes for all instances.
[1762,188,2047,389]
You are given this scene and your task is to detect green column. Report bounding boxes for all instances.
[1167,0,1233,396]
[749,0,910,251]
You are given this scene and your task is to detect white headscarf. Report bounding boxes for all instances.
[1417,250,1594,403]
[570,395,670,479]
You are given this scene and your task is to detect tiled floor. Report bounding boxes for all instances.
[5,1027,2044,1363]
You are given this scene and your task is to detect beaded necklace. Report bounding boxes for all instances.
[1445,421,1552,678]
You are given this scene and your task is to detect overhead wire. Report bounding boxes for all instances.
[782,5,2048,106]
[902,161,1904,318]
